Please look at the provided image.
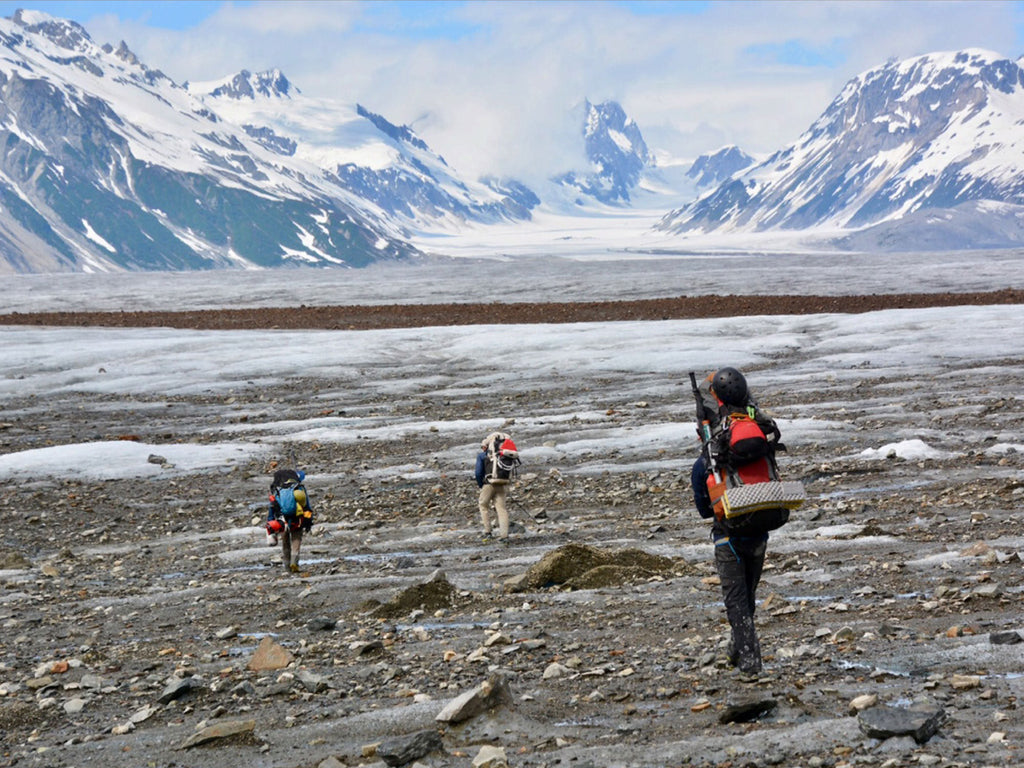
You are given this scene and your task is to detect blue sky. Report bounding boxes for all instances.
[2,1,1022,180]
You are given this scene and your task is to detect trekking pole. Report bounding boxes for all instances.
[690,371,723,510]
[508,494,534,522]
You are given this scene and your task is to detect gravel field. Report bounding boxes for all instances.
[1,279,1023,768]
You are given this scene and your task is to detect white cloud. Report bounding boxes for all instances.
[70,1,1024,183]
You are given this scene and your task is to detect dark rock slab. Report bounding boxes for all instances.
[157,676,203,704]
[990,630,1023,645]
[718,697,778,724]
[377,729,444,767]
[858,705,946,744]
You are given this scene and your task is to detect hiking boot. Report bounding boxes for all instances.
[289,564,300,573]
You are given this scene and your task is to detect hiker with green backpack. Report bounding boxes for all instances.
[265,468,314,573]
[689,367,804,678]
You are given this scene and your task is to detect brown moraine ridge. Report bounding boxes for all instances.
[1,288,1021,330]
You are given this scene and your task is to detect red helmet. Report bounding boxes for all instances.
[267,519,284,533]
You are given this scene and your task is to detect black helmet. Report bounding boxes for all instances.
[711,367,748,406]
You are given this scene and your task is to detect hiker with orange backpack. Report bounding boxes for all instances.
[689,367,803,678]
[474,431,520,541]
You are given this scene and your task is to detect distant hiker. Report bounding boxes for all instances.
[475,431,520,541]
[689,367,803,678]
[265,468,314,573]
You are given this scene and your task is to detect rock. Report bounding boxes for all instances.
[130,704,158,723]
[157,676,203,704]
[484,631,512,647]
[318,757,347,768]
[850,693,878,713]
[833,626,856,642]
[718,697,777,724]
[990,630,1022,645]
[296,670,329,693]
[63,697,87,715]
[215,626,238,640]
[473,744,509,768]
[377,729,444,767]
[26,676,54,690]
[951,674,982,690]
[229,680,255,697]
[177,718,257,750]
[542,662,570,679]
[973,583,1002,598]
[306,617,337,632]
[857,704,946,744]
[247,636,293,671]
[352,640,385,655]
[435,673,513,724]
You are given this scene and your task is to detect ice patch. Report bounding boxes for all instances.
[0,440,261,481]
[856,439,948,461]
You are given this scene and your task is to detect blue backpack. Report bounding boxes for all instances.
[271,468,307,521]
[276,486,299,518]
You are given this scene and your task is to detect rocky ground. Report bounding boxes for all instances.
[1,293,1023,768]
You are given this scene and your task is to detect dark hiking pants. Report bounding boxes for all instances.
[714,536,767,674]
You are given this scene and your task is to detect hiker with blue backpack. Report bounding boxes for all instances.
[689,367,804,679]
[265,468,314,573]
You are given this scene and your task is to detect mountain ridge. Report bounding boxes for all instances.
[657,49,1024,250]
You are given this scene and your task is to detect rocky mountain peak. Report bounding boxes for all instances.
[686,145,755,188]
[553,99,655,205]
[11,8,92,52]
[206,68,297,100]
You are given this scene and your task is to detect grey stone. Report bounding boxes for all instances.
[230,680,256,697]
[157,676,203,704]
[307,616,337,632]
[377,729,443,767]
[177,718,256,750]
[435,673,513,724]
[296,669,329,693]
[990,630,1023,645]
[857,704,946,744]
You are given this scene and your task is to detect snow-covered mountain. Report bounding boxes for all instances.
[658,49,1024,250]
[552,100,653,205]
[550,99,706,208]
[0,10,431,273]
[0,10,536,274]
[187,71,538,229]
[686,145,755,189]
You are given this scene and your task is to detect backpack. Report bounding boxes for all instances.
[271,469,307,523]
[706,407,804,536]
[487,435,520,485]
